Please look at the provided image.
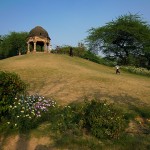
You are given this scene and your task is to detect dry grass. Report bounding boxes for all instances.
[0,53,150,106]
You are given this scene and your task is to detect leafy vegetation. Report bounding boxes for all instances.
[122,66,150,77]
[0,32,28,59]
[0,71,27,121]
[48,99,127,140]
[8,94,56,133]
[86,13,150,69]
[1,95,128,139]
[51,45,86,57]
[84,100,127,139]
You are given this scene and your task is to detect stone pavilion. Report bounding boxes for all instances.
[27,26,51,53]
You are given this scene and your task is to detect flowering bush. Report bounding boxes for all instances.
[84,100,126,139]
[49,100,126,139]
[122,66,150,76]
[9,94,56,132]
[50,102,85,136]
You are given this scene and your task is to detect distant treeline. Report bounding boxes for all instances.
[0,32,28,59]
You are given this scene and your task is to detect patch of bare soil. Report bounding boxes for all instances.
[126,116,150,135]
[1,135,52,150]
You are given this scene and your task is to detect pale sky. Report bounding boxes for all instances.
[0,0,150,48]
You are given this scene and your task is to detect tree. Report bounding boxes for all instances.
[0,32,28,59]
[86,14,150,67]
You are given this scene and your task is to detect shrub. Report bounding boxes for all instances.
[122,66,150,77]
[0,71,27,121]
[51,46,86,57]
[84,100,126,139]
[8,94,56,132]
[81,51,101,64]
[50,100,127,140]
[50,102,85,135]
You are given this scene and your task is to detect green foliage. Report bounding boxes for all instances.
[0,71,27,121]
[84,100,126,139]
[122,66,150,77]
[86,13,150,68]
[81,50,101,64]
[8,94,56,133]
[51,45,86,57]
[49,102,85,135]
[1,94,149,149]
[49,100,127,140]
[0,32,28,59]
[81,51,115,66]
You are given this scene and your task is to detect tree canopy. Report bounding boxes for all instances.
[0,32,28,59]
[86,14,150,68]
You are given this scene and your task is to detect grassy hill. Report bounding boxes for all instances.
[0,53,150,150]
[0,52,150,106]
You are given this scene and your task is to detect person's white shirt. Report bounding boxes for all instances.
[115,65,119,69]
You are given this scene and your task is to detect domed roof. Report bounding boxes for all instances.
[29,26,50,39]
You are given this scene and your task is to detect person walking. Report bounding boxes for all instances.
[115,65,120,74]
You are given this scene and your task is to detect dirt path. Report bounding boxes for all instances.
[1,135,52,150]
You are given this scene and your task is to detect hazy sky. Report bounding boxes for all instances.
[0,0,150,48]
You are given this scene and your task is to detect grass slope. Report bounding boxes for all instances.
[0,53,150,106]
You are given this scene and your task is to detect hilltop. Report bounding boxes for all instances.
[0,53,150,106]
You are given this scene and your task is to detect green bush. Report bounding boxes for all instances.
[81,51,101,64]
[8,94,56,133]
[0,71,27,121]
[122,66,150,77]
[84,100,126,139]
[50,102,85,135]
[51,46,86,57]
[49,100,127,140]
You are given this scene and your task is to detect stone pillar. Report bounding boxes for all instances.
[33,42,36,53]
[49,44,52,53]
[27,42,30,53]
[19,50,21,55]
[44,42,47,53]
